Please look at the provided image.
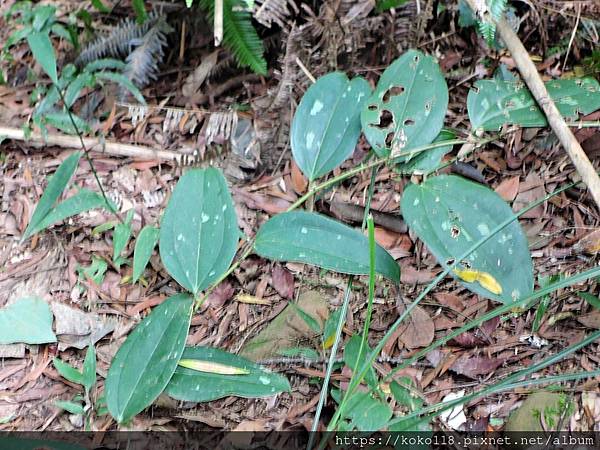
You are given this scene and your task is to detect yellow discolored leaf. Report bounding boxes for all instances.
[453,268,502,295]
[235,293,271,305]
[178,359,250,375]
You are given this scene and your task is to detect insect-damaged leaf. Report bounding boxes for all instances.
[468,78,600,131]
[291,72,371,181]
[401,175,533,304]
[165,346,291,402]
[361,49,448,159]
[254,211,400,283]
[105,294,193,423]
[159,168,239,296]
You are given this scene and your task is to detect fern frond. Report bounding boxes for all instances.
[488,0,508,21]
[124,17,173,88]
[75,12,162,66]
[254,0,298,29]
[199,0,267,75]
[478,20,496,45]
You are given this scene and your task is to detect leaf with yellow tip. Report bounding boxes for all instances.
[453,268,502,295]
[178,359,250,375]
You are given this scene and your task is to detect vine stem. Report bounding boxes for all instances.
[55,88,122,222]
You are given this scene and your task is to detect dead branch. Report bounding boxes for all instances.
[0,126,186,162]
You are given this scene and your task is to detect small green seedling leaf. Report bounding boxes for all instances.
[82,344,96,394]
[132,225,160,283]
[0,297,56,344]
[159,168,239,296]
[343,334,378,389]
[112,209,134,265]
[322,307,343,349]
[178,359,250,375]
[401,175,533,304]
[291,72,371,181]
[53,358,84,385]
[468,78,600,131]
[26,31,58,84]
[105,294,193,423]
[337,390,393,431]
[361,49,448,158]
[132,0,148,23]
[77,256,108,286]
[54,400,85,415]
[578,292,600,311]
[254,211,400,283]
[26,188,114,237]
[22,151,81,241]
[165,346,291,402]
[390,377,423,411]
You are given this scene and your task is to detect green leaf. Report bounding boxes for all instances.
[322,307,343,349]
[44,111,90,134]
[390,377,423,411]
[95,71,146,105]
[132,0,148,23]
[199,0,266,75]
[340,391,392,431]
[0,297,56,344]
[132,225,160,283]
[26,188,114,237]
[291,72,371,181]
[361,50,448,158]
[53,358,84,385]
[159,168,239,296]
[22,151,81,241]
[376,0,409,12]
[32,5,56,32]
[54,400,85,415]
[77,256,108,285]
[254,211,400,283]
[578,292,600,311]
[113,209,134,264]
[64,73,95,107]
[105,294,193,423]
[468,78,600,131]
[343,334,378,388]
[90,0,111,13]
[396,129,456,175]
[165,346,291,402]
[83,58,126,73]
[401,174,533,303]
[82,345,96,394]
[26,31,58,84]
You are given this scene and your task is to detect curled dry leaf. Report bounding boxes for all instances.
[450,354,505,379]
[572,228,600,255]
[494,176,520,202]
[396,302,434,349]
[271,265,294,299]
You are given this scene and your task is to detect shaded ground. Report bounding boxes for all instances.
[1,0,600,435]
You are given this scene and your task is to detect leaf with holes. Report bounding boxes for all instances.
[254,211,400,283]
[291,72,371,181]
[159,168,239,296]
[397,129,456,175]
[401,175,533,304]
[361,50,448,158]
[165,346,291,402]
[468,78,600,131]
[105,294,193,423]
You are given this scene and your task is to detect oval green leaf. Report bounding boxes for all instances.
[254,211,400,283]
[0,297,56,344]
[132,225,160,283]
[159,168,239,296]
[468,78,600,131]
[105,294,193,423]
[361,49,448,158]
[26,31,58,84]
[401,175,533,304]
[22,151,81,241]
[165,346,291,402]
[291,72,371,181]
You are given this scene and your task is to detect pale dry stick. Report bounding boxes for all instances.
[464,0,600,211]
[295,57,316,84]
[562,2,581,72]
[214,0,223,46]
[0,126,186,162]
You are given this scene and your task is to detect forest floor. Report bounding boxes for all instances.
[1,0,600,440]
